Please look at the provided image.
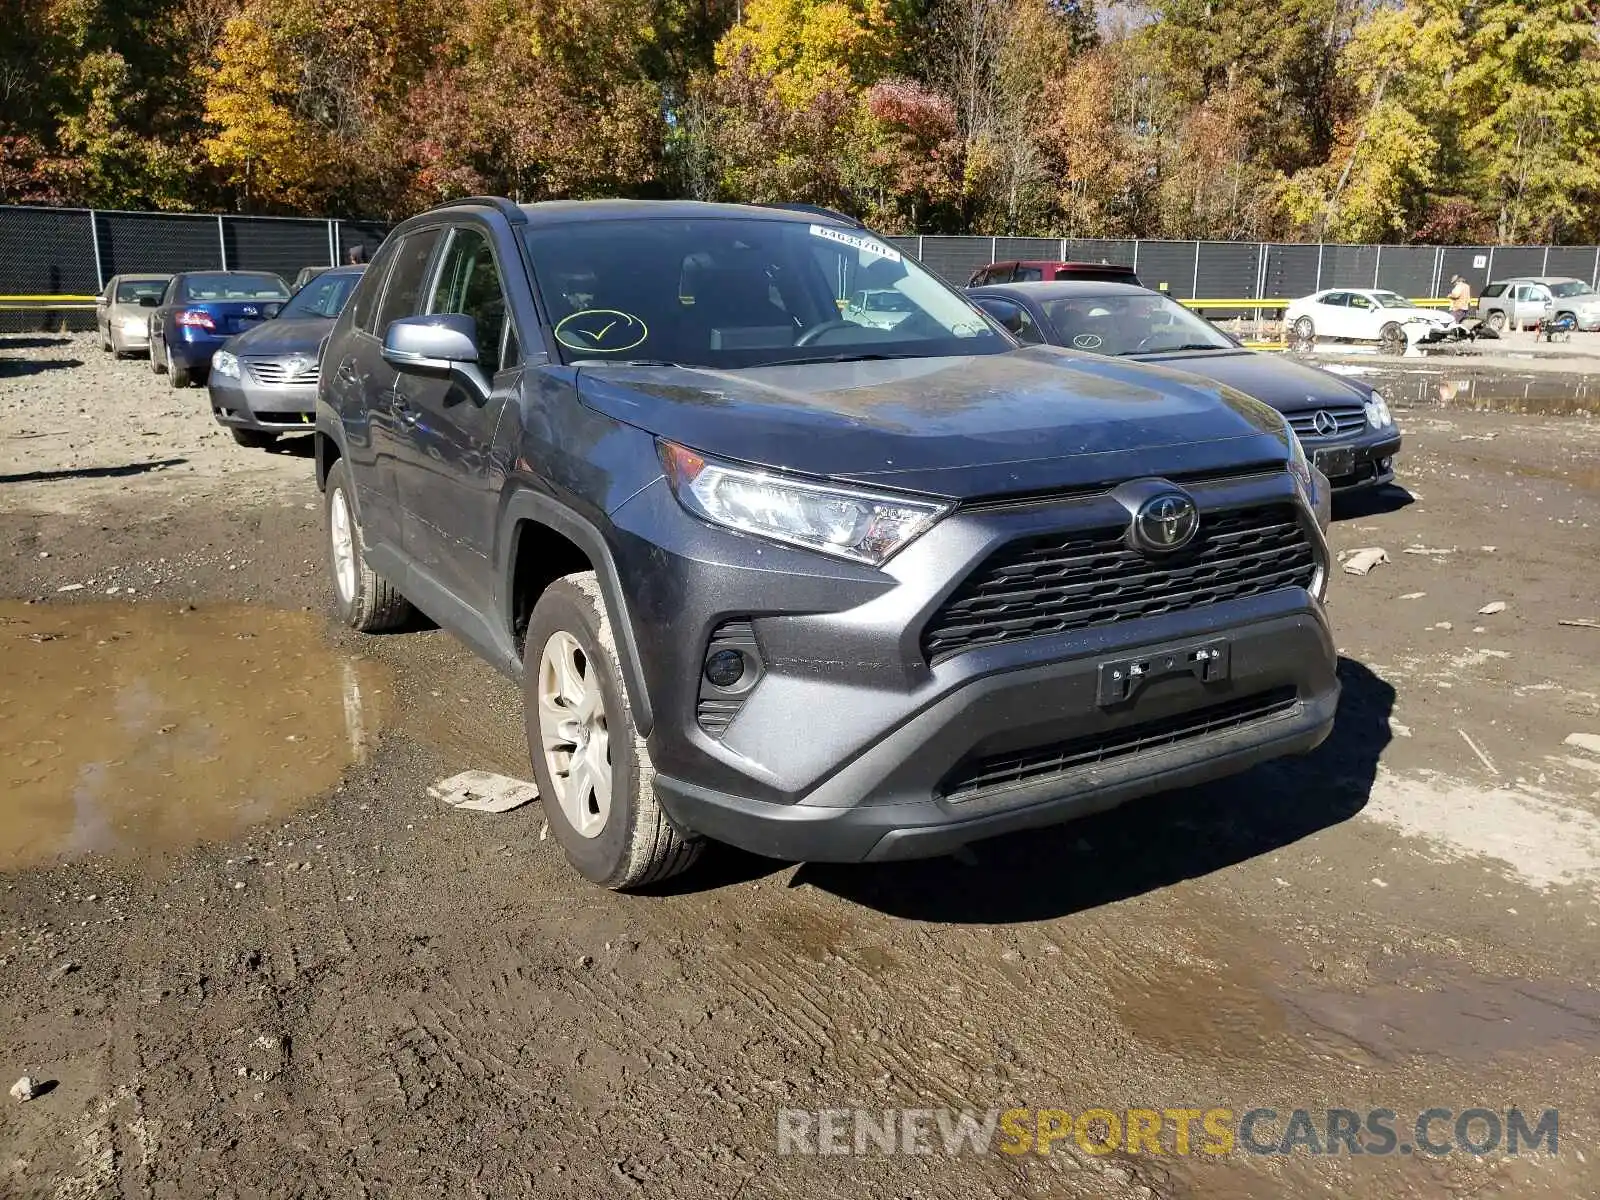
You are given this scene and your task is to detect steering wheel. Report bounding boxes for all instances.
[794,319,858,347]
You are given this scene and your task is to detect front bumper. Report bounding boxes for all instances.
[1303,429,1401,492]
[606,468,1340,864]
[208,375,318,432]
[116,325,150,348]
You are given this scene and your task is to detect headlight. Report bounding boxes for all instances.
[1364,393,1392,428]
[120,317,146,335]
[212,350,241,379]
[660,441,949,566]
[1285,424,1313,495]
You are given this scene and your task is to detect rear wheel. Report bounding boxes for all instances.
[1485,309,1506,333]
[167,345,192,387]
[324,459,414,632]
[1292,315,1315,344]
[524,572,701,889]
[230,428,277,450]
[1378,322,1405,354]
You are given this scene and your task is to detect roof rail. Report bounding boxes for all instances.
[423,195,528,224]
[759,202,867,229]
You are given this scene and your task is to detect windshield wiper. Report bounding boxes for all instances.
[1120,343,1228,355]
[755,351,923,367]
[572,357,684,368]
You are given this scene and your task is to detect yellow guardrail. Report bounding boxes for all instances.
[1181,297,1451,310]
[0,293,98,312]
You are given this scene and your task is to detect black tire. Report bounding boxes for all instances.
[167,346,192,388]
[1485,309,1506,333]
[231,428,277,449]
[1292,315,1315,343]
[1557,310,1575,329]
[1378,321,1405,354]
[323,459,414,632]
[523,572,701,889]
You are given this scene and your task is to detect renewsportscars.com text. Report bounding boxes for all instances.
[776,1106,1559,1158]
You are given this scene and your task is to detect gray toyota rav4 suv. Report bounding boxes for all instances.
[316,197,1339,889]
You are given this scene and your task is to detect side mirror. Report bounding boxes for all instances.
[382,314,490,398]
[138,296,159,308]
[263,302,283,319]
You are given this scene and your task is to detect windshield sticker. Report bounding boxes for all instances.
[554,309,649,353]
[1071,333,1104,350]
[809,224,902,263]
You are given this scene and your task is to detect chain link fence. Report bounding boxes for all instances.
[5,204,1600,333]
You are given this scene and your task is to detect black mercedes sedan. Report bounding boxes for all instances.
[969,281,1402,492]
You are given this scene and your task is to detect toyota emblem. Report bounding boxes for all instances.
[1311,409,1338,436]
[1131,492,1200,553]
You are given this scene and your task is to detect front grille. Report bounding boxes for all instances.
[1286,405,1366,440]
[941,686,1299,801]
[923,504,1316,660]
[246,358,315,386]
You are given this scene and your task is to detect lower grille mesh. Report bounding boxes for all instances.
[941,686,1300,801]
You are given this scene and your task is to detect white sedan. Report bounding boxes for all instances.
[1286,288,1455,352]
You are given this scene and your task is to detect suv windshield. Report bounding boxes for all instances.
[180,273,290,302]
[1039,293,1234,356]
[1374,291,1419,309]
[523,218,1004,368]
[280,270,360,319]
[1550,280,1593,298]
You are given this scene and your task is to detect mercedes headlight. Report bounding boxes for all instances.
[660,441,949,566]
[212,350,241,379]
[1285,424,1313,494]
[1364,392,1393,428]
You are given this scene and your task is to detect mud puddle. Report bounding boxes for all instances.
[0,600,390,869]
[1118,951,1600,1071]
[1313,362,1600,416]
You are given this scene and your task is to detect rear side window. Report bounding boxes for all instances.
[1321,292,1348,307]
[374,228,443,334]
[1481,282,1506,298]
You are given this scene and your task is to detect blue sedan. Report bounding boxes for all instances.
[147,271,291,387]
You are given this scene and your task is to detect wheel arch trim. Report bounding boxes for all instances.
[499,491,655,737]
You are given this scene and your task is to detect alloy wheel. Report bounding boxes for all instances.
[537,630,612,839]
[329,486,357,605]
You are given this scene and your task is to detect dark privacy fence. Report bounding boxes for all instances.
[5,202,1600,327]
[0,205,389,330]
[889,236,1600,304]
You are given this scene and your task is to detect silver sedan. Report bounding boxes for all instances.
[96,274,172,358]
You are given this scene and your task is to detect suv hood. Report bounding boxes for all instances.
[224,317,331,356]
[576,346,1292,499]
[1129,349,1371,413]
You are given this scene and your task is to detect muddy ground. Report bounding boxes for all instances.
[2,332,1599,1199]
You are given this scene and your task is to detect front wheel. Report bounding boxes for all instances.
[524,572,701,889]
[1485,309,1506,333]
[324,459,414,632]
[150,333,166,374]
[1378,322,1406,354]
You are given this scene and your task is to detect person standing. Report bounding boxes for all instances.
[1448,274,1472,324]
[346,242,368,266]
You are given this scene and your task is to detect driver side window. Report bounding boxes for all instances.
[429,227,509,374]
